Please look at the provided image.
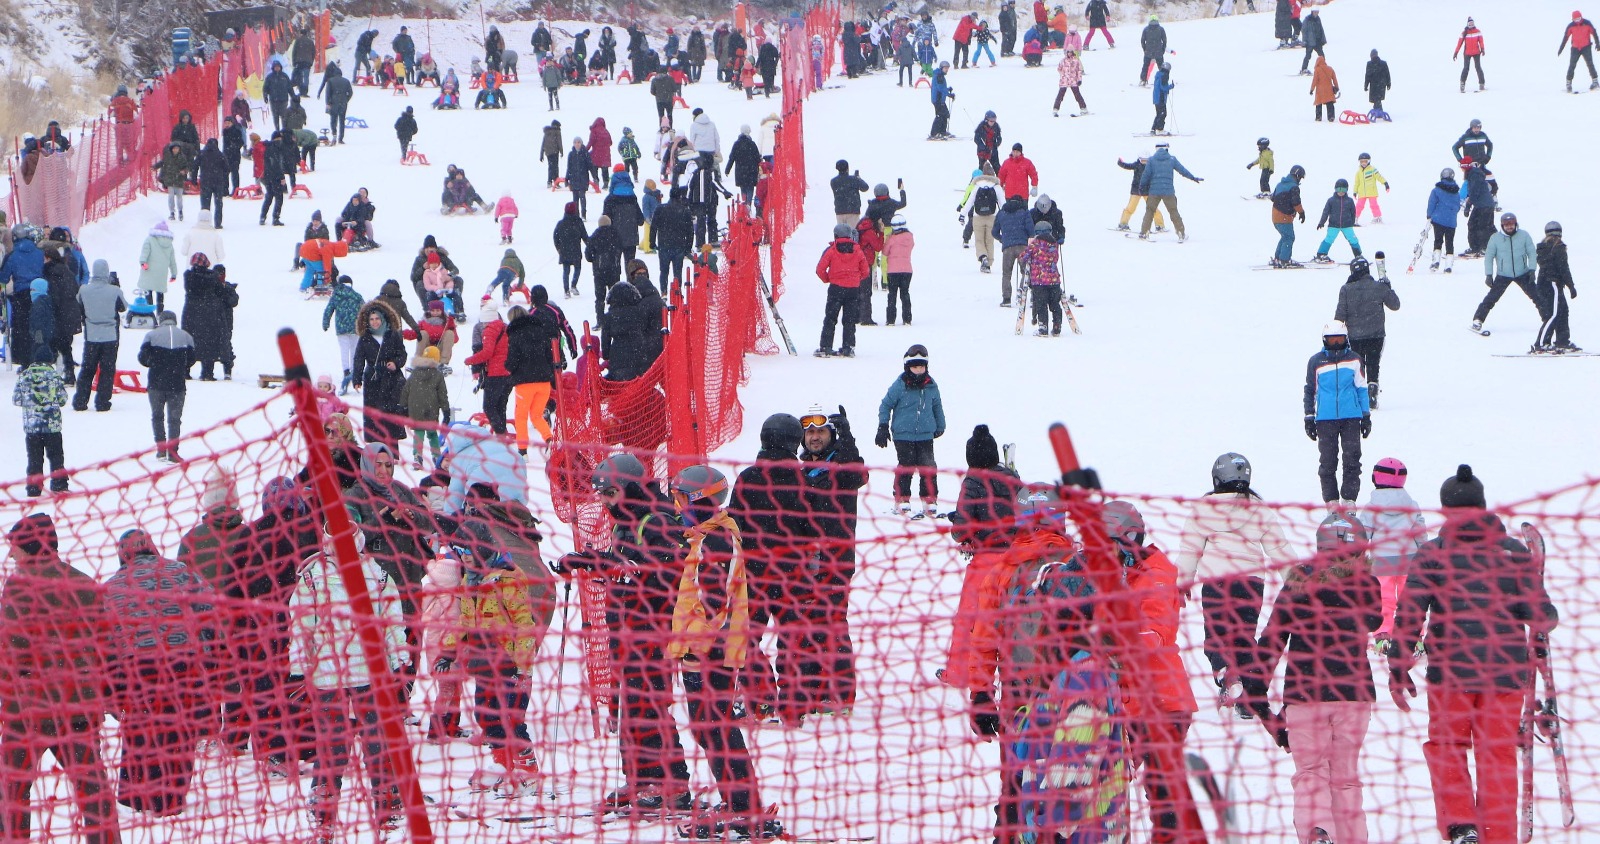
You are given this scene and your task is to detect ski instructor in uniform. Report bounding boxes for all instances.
[1388,464,1557,844]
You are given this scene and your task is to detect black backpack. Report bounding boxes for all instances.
[973,185,998,215]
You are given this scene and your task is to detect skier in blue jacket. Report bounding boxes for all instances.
[1303,320,1371,508]
[1137,142,1201,241]
[929,62,955,140]
[1151,62,1175,134]
[875,344,945,516]
[1425,168,1462,272]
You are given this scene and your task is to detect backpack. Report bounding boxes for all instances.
[973,185,999,216]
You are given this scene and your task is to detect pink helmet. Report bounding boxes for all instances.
[1373,457,1407,487]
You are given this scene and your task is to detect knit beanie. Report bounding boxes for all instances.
[966,425,1000,469]
[1439,464,1486,509]
[8,514,58,556]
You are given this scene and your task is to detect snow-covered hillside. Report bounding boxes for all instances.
[2,1,1597,841]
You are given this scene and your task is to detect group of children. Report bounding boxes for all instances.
[1247,141,1389,267]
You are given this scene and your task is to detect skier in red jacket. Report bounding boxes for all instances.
[1558,11,1599,92]
[997,144,1039,200]
[1454,17,1486,92]
[814,224,869,357]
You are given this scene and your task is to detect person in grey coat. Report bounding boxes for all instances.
[1333,255,1400,409]
[73,259,126,412]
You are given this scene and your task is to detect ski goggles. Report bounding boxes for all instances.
[800,413,832,430]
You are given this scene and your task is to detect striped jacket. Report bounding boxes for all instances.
[1303,347,1369,421]
[104,553,219,660]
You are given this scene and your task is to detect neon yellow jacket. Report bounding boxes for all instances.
[460,566,542,674]
[1353,165,1388,198]
[669,511,751,668]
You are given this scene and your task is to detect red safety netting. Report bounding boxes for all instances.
[1,365,1595,844]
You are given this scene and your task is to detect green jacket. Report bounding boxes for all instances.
[155,147,189,190]
[322,283,364,334]
[400,357,449,423]
[12,362,66,434]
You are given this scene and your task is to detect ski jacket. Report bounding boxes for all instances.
[942,548,1017,692]
[1118,158,1154,196]
[1,238,42,295]
[443,425,528,513]
[993,197,1035,247]
[1537,238,1578,297]
[864,192,907,228]
[322,282,364,334]
[830,172,869,214]
[1250,148,1275,172]
[1462,166,1497,212]
[399,355,448,422]
[688,113,721,156]
[1271,176,1303,224]
[103,550,218,664]
[1364,58,1391,101]
[539,125,563,160]
[1484,227,1536,279]
[667,511,752,668]
[552,212,588,263]
[1140,21,1166,56]
[799,426,867,552]
[1359,487,1427,571]
[997,154,1038,201]
[600,282,656,380]
[13,362,65,434]
[1454,26,1484,58]
[1394,514,1556,692]
[954,15,976,44]
[1256,560,1382,703]
[961,173,1002,215]
[1309,57,1338,104]
[138,313,194,392]
[1303,346,1369,421]
[930,69,952,105]
[505,309,561,385]
[1175,491,1293,584]
[1139,148,1198,196]
[289,545,408,689]
[1426,179,1462,226]
[730,450,817,558]
[994,533,1101,703]
[1124,545,1199,715]
[1352,165,1387,198]
[1301,13,1326,49]
[1086,0,1110,28]
[884,229,915,274]
[1019,238,1061,286]
[877,371,945,441]
[1452,129,1491,163]
[77,264,126,344]
[815,237,868,288]
[1561,18,1597,51]
[1152,67,1174,104]
[456,559,542,674]
[974,120,1003,158]
[1333,270,1400,340]
[1317,193,1357,229]
[1057,52,1083,87]
[951,465,1021,550]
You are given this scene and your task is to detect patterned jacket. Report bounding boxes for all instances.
[12,362,66,434]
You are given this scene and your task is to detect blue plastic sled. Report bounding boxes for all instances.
[345,116,368,129]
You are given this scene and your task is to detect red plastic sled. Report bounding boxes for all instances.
[1339,110,1371,125]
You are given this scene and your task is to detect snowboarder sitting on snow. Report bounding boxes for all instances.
[441,171,489,214]
[1303,319,1370,509]
[1020,221,1064,335]
[1313,179,1361,263]
[1021,33,1044,66]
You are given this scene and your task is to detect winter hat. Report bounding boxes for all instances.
[425,298,445,313]
[984,110,996,119]
[200,466,237,511]
[966,425,1000,469]
[423,234,438,249]
[422,345,441,362]
[833,223,853,238]
[692,107,704,117]
[1439,464,1486,509]
[1577,10,1586,20]
[311,209,323,221]
[836,159,849,173]
[564,201,577,215]
[425,251,441,265]
[613,163,626,173]
[623,127,633,135]
[316,373,335,390]
[873,183,889,197]
[478,297,501,323]
[626,258,650,278]
[1466,16,1475,26]
[1011,142,1023,152]
[740,124,751,135]
[531,285,549,305]
[8,514,58,557]
[337,274,352,286]
[1373,457,1408,488]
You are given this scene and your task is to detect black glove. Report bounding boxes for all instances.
[875,423,890,448]
[1298,212,1306,223]
[1304,416,1317,441]
[1389,665,1416,712]
[1274,724,1292,751]
[1360,416,1372,438]
[970,691,1000,739]
[1486,276,1494,289]
[1570,286,1578,300]
[1245,163,1253,170]
[830,404,853,440]
[948,91,956,100]
[433,656,455,674]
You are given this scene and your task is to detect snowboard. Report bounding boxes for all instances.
[1492,352,1596,358]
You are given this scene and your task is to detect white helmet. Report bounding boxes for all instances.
[1322,320,1348,337]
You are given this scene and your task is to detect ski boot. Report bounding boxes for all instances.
[1447,823,1481,844]
[1312,253,1334,264]
[1052,109,1059,117]
[1460,81,1466,93]
[812,347,835,358]
[1115,223,1130,231]
[1036,326,1049,337]
[1567,80,1574,93]
[1557,341,1584,352]
[837,345,855,357]
[1443,253,1455,273]
[1429,250,1441,272]
[1591,78,1599,90]
[1311,828,1334,844]
[1369,381,1378,409]
[979,254,992,273]
[1177,232,1187,243]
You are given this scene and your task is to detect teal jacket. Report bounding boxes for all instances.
[878,373,945,442]
[1484,227,1536,279]
[322,283,364,334]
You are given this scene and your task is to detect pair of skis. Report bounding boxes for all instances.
[1011,265,1081,336]
[1518,522,1574,843]
[756,269,797,356]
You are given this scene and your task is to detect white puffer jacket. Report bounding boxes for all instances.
[289,538,410,690]
[1175,492,1294,585]
[1360,486,1427,565]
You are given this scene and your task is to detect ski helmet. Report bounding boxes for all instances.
[1014,482,1068,529]
[1501,212,1518,227]
[832,223,853,239]
[800,402,834,430]
[1314,512,1369,556]
[1102,500,1146,546]
[873,183,890,197]
[1211,453,1251,488]
[1289,164,1306,180]
[1373,456,1408,487]
[1323,320,1348,337]
[1439,167,1455,180]
[671,464,730,507]
[1358,152,1371,161]
[1256,137,1270,147]
[1546,220,1563,235]
[591,453,647,492]
[1469,118,1482,130]
[760,412,804,453]
[1160,61,1171,71]
[890,214,908,229]
[903,344,929,367]
[1335,178,1349,191]
[1033,220,1054,237]
[1349,256,1370,275]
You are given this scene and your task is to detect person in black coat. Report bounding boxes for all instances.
[756,41,780,96]
[725,127,763,203]
[1299,10,1327,75]
[553,202,589,298]
[650,188,695,294]
[221,117,246,192]
[566,139,593,218]
[394,106,418,161]
[630,261,665,367]
[1364,50,1391,113]
[830,160,869,225]
[197,139,229,228]
[686,28,707,82]
[998,2,1018,56]
[950,424,1022,550]
[1139,19,1167,84]
[263,62,294,131]
[531,23,552,55]
[727,413,822,722]
[352,300,409,448]
[43,246,82,383]
[181,255,237,380]
[503,298,560,452]
[599,280,652,381]
[586,216,623,320]
[601,180,644,263]
[260,131,290,226]
[322,63,354,143]
[797,405,868,709]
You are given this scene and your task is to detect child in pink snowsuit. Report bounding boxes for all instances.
[422,543,466,742]
[494,193,519,244]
